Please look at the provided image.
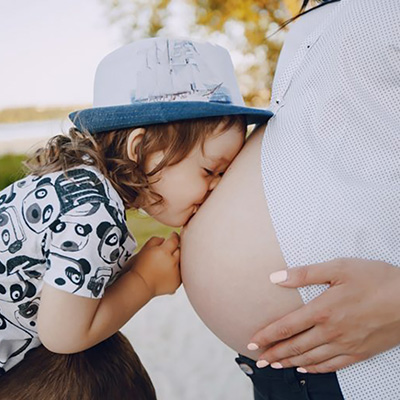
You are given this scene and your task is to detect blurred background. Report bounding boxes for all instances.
[1,0,300,398]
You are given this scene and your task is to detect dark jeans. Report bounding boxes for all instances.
[236,355,344,400]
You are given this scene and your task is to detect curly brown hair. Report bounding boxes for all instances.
[25,115,246,210]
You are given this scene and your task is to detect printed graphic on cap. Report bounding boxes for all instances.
[132,40,232,104]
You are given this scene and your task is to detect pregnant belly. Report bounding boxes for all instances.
[181,125,303,360]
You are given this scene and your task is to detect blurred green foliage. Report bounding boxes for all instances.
[0,154,27,191]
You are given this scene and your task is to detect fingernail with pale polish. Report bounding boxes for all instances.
[270,362,283,369]
[256,360,269,368]
[270,270,288,284]
[297,367,307,374]
[247,343,259,351]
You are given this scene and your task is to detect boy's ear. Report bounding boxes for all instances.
[127,128,146,163]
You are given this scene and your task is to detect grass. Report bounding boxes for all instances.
[0,154,27,191]
[126,210,177,249]
[0,106,88,124]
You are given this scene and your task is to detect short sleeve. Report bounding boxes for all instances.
[43,202,136,298]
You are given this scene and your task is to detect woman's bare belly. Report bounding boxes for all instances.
[181,125,303,360]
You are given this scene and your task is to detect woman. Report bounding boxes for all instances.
[181,0,400,399]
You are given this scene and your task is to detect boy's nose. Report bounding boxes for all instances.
[196,176,222,207]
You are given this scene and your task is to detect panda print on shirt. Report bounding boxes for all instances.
[0,167,137,373]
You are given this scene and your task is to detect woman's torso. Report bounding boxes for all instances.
[181,125,303,359]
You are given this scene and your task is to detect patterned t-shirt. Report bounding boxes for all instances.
[0,166,137,373]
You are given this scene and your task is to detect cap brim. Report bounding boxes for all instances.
[69,102,273,133]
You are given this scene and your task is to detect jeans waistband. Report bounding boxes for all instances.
[235,354,344,400]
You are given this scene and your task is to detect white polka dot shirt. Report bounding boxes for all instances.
[261,1,400,398]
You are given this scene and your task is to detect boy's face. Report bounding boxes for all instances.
[143,123,245,227]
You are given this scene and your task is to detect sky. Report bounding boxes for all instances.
[0,0,122,109]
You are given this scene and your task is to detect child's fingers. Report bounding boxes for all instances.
[172,248,180,261]
[161,232,180,253]
[143,236,165,248]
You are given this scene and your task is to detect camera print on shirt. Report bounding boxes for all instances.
[46,212,128,298]
[0,186,25,255]
[0,167,136,372]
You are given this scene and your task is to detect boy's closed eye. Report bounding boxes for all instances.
[204,168,214,176]
[204,168,225,178]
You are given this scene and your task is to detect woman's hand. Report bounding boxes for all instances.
[131,232,181,297]
[248,259,400,373]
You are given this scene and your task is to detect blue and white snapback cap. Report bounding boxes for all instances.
[69,38,273,133]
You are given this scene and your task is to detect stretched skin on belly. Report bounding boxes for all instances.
[181,125,303,360]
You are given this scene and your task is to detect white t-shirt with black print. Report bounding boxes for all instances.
[0,166,137,373]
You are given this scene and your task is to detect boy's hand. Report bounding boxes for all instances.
[132,232,181,297]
